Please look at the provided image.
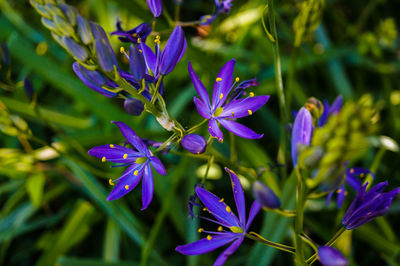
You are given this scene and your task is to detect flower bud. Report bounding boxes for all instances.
[124,98,144,116]
[90,22,117,72]
[129,45,145,81]
[59,3,77,26]
[159,26,186,75]
[291,107,313,166]
[53,15,75,37]
[146,0,162,17]
[23,78,34,100]
[318,246,349,266]
[252,181,280,209]
[63,37,88,61]
[76,15,92,45]
[181,134,207,154]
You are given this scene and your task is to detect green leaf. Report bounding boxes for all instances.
[26,172,45,208]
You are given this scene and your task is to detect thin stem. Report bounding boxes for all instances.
[246,232,296,255]
[201,155,214,184]
[300,233,318,253]
[294,167,307,266]
[151,75,163,104]
[186,119,208,134]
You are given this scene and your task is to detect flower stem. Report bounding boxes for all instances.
[294,167,307,266]
[246,232,296,254]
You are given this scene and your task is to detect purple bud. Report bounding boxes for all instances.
[181,134,207,154]
[63,37,88,61]
[318,246,349,266]
[76,15,92,45]
[291,107,313,166]
[217,0,233,14]
[159,26,186,75]
[59,4,77,26]
[124,98,144,116]
[23,78,34,100]
[146,0,162,17]
[199,15,217,26]
[129,45,146,81]
[252,181,280,209]
[90,22,117,72]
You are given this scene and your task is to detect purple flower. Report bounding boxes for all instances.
[181,134,207,154]
[200,0,234,25]
[90,22,118,72]
[139,26,186,78]
[342,181,400,230]
[63,36,88,61]
[291,107,313,166]
[326,167,375,208]
[252,181,280,209]
[176,168,261,265]
[318,95,343,127]
[189,60,269,142]
[111,20,151,44]
[146,0,162,17]
[318,246,349,266]
[88,121,166,209]
[23,78,34,100]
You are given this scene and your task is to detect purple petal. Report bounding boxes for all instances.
[195,186,240,228]
[124,98,144,116]
[346,167,373,191]
[219,119,263,139]
[159,26,186,75]
[181,134,207,154]
[330,95,343,115]
[318,246,349,266]
[246,200,261,230]
[90,22,117,72]
[337,185,346,208]
[252,181,280,209]
[212,59,235,110]
[141,163,154,210]
[88,144,140,163]
[199,14,217,26]
[139,42,156,74]
[129,44,146,81]
[76,15,92,45]
[150,156,166,175]
[188,61,211,108]
[112,121,148,154]
[214,237,244,266]
[225,168,246,226]
[107,164,144,200]
[219,95,270,118]
[176,234,236,255]
[326,191,334,206]
[209,119,223,142]
[194,97,212,119]
[64,37,88,61]
[291,107,313,166]
[146,0,162,17]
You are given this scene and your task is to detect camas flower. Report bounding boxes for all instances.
[200,0,234,25]
[318,246,349,266]
[291,107,313,166]
[342,181,400,230]
[88,121,166,209]
[146,0,162,18]
[318,95,343,127]
[189,59,269,142]
[176,168,261,265]
[111,19,151,44]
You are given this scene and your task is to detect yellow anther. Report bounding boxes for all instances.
[219,198,224,202]
[218,226,223,232]
[226,206,231,213]
[249,92,255,97]
[248,110,253,115]
[203,207,208,211]
[337,189,342,193]
[137,38,141,44]
[230,226,244,233]
[219,93,224,99]
[367,211,372,215]
[132,33,137,37]
[125,185,130,190]
[109,179,114,186]
[123,154,128,159]
[156,35,160,39]
[216,77,222,82]
[198,228,204,233]
[102,156,106,163]
[360,173,365,178]
[231,112,234,116]
[110,144,114,148]
[235,77,240,82]
[350,168,354,174]
[197,152,200,155]
[119,46,125,53]
[134,170,139,176]
[138,49,142,53]
[207,235,212,240]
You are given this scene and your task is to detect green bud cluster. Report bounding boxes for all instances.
[299,94,379,190]
[0,101,31,137]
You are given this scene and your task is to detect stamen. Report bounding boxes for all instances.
[337,189,342,194]
[125,185,130,190]
[231,112,234,117]
[219,93,223,99]
[123,154,128,159]
[119,46,125,53]
[109,178,114,186]
[218,226,223,232]
[235,77,240,82]
[350,168,354,174]
[360,173,365,178]
[132,33,137,37]
[216,77,222,82]
[367,212,372,215]
[138,49,142,53]
[137,38,141,44]
[154,35,160,44]
[102,156,106,163]
[203,207,208,212]
[110,144,114,148]
[226,206,231,213]
[219,198,224,202]
[248,110,253,115]
[134,170,139,176]
[249,92,255,97]
[198,228,204,233]
[207,235,212,240]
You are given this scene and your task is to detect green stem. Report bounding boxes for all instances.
[186,119,208,134]
[294,167,306,266]
[266,0,288,179]
[201,155,214,184]
[246,232,296,255]
[151,75,163,104]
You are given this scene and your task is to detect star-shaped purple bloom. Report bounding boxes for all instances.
[176,168,261,265]
[88,121,166,210]
[342,181,400,230]
[189,59,269,142]
[111,19,151,44]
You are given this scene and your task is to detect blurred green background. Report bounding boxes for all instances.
[1,0,400,265]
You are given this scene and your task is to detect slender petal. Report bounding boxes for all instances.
[88,145,140,163]
[129,44,146,81]
[90,22,117,72]
[141,163,154,210]
[225,168,246,226]
[252,181,281,209]
[150,156,166,175]
[209,119,223,142]
[159,26,186,75]
[176,234,236,255]
[195,186,240,228]
[189,61,210,107]
[212,59,235,110]
[139,42,156,74]
[146,0,162,17]
[291,107,313,166]
[337,185,346,208]
[219,119,263,139]
[318,246,349,266]
[330,95,343,114]
[194,97,211,119]
[112,121,148,154]
[214,237,244,266]
[107,164,144,200]
[246,200,261,230]
[76,15,92,45]
[346,167,373,191]
[219,96,270,118]
[64,37,88,61]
